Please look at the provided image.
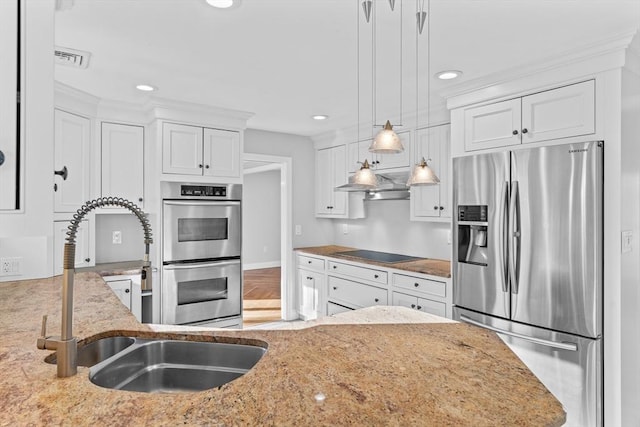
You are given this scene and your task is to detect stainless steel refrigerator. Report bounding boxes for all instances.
[452,141,603,427]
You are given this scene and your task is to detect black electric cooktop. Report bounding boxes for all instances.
[335,250,422,264]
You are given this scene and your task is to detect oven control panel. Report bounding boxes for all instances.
[181,185,227,197]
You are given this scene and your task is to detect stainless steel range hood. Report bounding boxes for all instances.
[335,171,410,200]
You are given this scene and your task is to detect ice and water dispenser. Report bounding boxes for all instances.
[457,205,489,266]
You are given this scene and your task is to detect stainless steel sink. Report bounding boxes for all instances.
[46,336,135,367]
[89,339,267,393]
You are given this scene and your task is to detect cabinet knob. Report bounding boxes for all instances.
[439,206,444,210]
[417,305,422,310]
[333,265,337,269]
[411,304,416,309]
[205,165,210,169]
[512,130,519,135]
[138,197,143,202]
[414,282,419,287]
[125,288,130,293]
[333,286,337,290]
[374,274,379,279]
[374,298,379,303]
[85,258,90,262]
[307,276,313,280]
[522,128,529,134]
[199,164,203,168]
[433,206,439,210]
[308,260,312,264]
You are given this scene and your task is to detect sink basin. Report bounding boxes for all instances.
[46,336,135,367]
[89,339,267,393]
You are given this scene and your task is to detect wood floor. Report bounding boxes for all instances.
[243,267,282,327]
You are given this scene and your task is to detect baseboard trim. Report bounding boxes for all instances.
[243,261,281,271]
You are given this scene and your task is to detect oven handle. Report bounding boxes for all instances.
[163,259,240,270]
[163,200,240,207]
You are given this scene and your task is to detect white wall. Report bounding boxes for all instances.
[330,200,451,260]
[94,214,145,263]
[243,128,333,248]
[620,36,640,426]
[0,1,54,281]
[242,169,281,268]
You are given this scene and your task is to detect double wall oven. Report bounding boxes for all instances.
[161,182,242,327]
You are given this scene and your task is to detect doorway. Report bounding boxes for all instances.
[242,153,294,327]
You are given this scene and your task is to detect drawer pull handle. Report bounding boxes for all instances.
[307,277,312,280]
[414,282,419,287]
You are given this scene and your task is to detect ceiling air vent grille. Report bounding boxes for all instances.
[54,46,91,69]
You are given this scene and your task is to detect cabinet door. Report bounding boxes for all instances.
[203,128,240,178]
[376,131,411,170]
[107,279,132,310]
[162,122,203,175]
[53,219,93,276]
[0,0,19,210]
[330,145,347,215]
[411,125,450,219]
[54,110,91,213]
[463,99,521,151]
[101,123,144,206]
[521,80,595,144]
[315,147,332,215]
[298,269,318,320]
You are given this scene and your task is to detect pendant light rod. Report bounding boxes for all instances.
[388,0,395,11]
[362,0,372,23]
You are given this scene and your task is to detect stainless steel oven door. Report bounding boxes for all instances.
[162,259,241,325]
[163,200,241,262]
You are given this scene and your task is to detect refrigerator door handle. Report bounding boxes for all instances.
[459,315,578,352]
[509,181,521,294]
[499,181,509,293]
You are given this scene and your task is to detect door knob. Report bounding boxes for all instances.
[0,150,4,166]
[54,166,68,180]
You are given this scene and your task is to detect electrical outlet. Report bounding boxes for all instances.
[342,224,349,234]
[112,231,122,245]
[447,230,452,245]
[295,225,302,236]
[0,257,22,276]
[622,230,633,253]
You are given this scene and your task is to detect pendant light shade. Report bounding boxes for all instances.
[370,120,404,153]
[407,157,439,186]
[335,159,378,191]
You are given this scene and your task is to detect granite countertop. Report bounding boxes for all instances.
[0,273,564,426]
[296,245,452,278]
[77,260,148,277]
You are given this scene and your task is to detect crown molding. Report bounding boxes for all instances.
[444,30,638,109]
[54,81,100,116]
[144,97,254,130]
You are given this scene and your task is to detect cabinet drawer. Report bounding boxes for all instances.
[298,255,325,272]
[393,273,446,298]
[328,261,388,285]
[392,292,446,318]
[328,276,387,308]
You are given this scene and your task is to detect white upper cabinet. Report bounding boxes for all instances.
[101,122,144,206]
[316,144,347,217]
[203,128,240,178]
[464,99,521,151]
[0,0,19,210]
[162,122,241,179]
[462,80,595,152]
[162,122,203,175]
[54,109,91,213]
[521,80,595,143]
[411,124,451,220]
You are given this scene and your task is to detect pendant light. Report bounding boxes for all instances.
[337,0,378,192]
[367,0,405,154]
[408,0,440,186]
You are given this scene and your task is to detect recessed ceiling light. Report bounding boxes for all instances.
[206,0,234,8]
[136,84,156,92]
[312,115,329,121]
[436,70,463,80]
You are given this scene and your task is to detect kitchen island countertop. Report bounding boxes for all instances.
[0,273,564,426]
[296,245,452,278]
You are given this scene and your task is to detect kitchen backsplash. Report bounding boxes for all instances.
[95,214,145,263]
[330,200,451,261]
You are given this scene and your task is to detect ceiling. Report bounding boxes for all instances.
[55,0,640,137]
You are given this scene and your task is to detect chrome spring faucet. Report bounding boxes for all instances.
[37,197,153,377]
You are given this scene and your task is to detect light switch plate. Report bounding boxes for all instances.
[622,230,633,253]
[295,225,302,236]
[112,231,122,245]
[342,224,348,234]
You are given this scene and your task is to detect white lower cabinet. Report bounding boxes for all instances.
[328,276,387,309]
[298,269,325,320]
[107,279,132,310]
[103,274,144,322]
[53,219,94,276]
[392,292,446,318]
